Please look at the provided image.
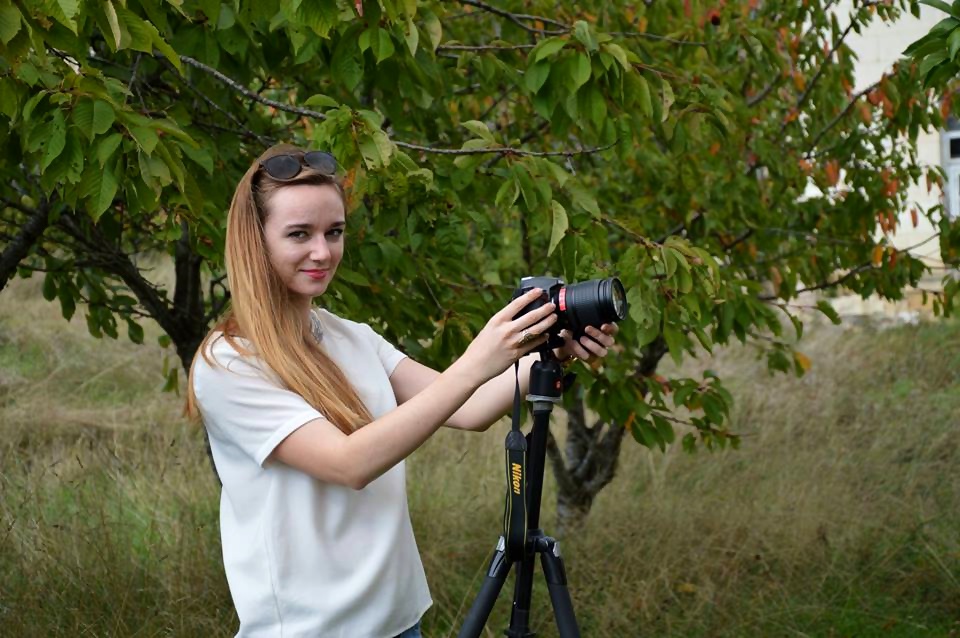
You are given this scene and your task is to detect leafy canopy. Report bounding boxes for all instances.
[1,0,958,453]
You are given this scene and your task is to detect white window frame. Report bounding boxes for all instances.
[939,129,960,219]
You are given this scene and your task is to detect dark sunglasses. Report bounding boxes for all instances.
[259,150,338,180]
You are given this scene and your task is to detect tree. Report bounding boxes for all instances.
[2,0,958,531]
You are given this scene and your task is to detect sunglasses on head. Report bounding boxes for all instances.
[259,150,338,180]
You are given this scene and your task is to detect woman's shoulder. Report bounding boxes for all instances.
[194,332,263,377]
[313,307,372,337]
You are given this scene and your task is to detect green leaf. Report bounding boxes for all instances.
[40,110,67,172]
[128,125,159,155]
[548,200,568,256]
[525,61,551,94]
[162,367,179,394]
[570,53,592,91]
[602,42,630,70]
[80,162,118,220]
[73,99,114,139]
[651,413,676,445]
[72,99,94,139]
[42,273,57,301]
[573,20,598,52]
[91,100,115,135]
[102,0,125,49]
[663,325,685,365]
[96,133,123,166]
[332,44,363,92]
[514,163,538,211]
[631,419,658,449]
[569,184,600,218]
[462,119,494,143]
[58,284,76,321]
[334,268,371,287]
[180,142,213,174]
[423,10,442,50]
[532,36,567,63]
[403,18,419,56]
[948,27,960,59]
[495,175,520,209]
[919,50,949,78]
[920,0,955,16]
[815,300,841,325]
[374,27,395,63]
[661,81,675,122]
[635,74,653,118]
[0,3,21,44]
[304,94,340,109]
[127,320,144,345]
[179,168,204,214]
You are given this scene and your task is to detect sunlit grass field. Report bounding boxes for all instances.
[1,274,958,637]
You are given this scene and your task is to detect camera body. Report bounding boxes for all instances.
[513,275,628,354]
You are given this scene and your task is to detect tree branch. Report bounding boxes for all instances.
[160,58,274,147]
[175,54,610,159]
[456,0,570,35]
[394,139,617,157]
[746,76,781,107]
[436,43,535,52]
[0,198,50,293]
[178,55,329,121]
[757,233,943,300]
[805,79,881,153]
[610,31,708,47]
[792,14,858,116]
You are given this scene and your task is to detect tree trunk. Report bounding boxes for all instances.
[0,200,50,293]
[548,337,669,536]
[548,394,625,537]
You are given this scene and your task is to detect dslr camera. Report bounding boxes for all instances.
[513,276,628,353]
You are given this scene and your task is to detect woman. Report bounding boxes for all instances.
[186,144,618,637]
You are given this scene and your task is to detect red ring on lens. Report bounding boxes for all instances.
[558,287,567,312]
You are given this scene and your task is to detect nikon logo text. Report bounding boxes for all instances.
[511,463,522,495]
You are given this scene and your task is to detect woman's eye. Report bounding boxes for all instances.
[328,229,345,238]
[288,231,308,239]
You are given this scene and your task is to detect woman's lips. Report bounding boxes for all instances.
[302,270,329,280]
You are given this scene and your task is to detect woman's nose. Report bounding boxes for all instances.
[309,238,330,262]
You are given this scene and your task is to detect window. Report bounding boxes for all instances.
[939,127,960,218]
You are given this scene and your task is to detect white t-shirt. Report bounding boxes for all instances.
[192,308,432,638]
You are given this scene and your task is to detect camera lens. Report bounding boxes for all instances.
[561,277,627,335]
[609,278,627,319]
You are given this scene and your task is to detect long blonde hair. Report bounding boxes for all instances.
[185,144,373,434]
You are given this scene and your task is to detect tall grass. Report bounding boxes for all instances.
[1,274,958,636]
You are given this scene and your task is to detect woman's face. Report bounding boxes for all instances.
[262,183,345,305]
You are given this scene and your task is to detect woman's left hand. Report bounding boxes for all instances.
[553,323,619,366]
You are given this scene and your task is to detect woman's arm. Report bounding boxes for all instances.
[388,355,538,432]
[269,289,557,489]
[389,323,620,432]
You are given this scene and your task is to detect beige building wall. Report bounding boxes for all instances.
[827,2,950,318]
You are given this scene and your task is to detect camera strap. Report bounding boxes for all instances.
[502,360,528,561]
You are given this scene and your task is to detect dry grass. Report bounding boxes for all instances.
[2,273,958,637]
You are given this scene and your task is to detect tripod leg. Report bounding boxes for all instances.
[458,539,513,638]
[539,539,581,638]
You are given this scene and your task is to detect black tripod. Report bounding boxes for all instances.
[458,355,580,638]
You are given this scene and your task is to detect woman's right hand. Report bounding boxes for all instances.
[457,288,558,385]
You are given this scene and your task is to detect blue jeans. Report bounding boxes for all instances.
[395,620,422,638]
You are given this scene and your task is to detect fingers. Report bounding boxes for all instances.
[496,288,547,322]
[509,299,556,333]
[587,325,617,347]
[519,308,558,339]
[565,324,617,361]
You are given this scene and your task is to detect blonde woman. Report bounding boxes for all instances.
[186,144,618,638]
